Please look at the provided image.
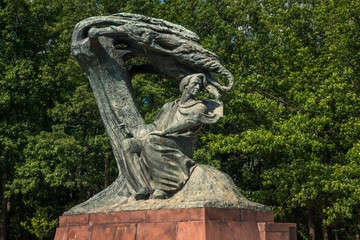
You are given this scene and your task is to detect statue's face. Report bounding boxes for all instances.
[186,77,202,97]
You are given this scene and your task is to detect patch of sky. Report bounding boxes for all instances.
[143,98,149,105]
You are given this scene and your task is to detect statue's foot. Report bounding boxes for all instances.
[151,189,167,199]
[134,188,152,200]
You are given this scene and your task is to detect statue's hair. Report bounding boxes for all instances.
[179,73,205,92]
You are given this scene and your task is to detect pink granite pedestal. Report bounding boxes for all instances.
[55,208,296,240]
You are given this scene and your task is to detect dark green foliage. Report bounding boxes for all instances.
[1,0,359,239]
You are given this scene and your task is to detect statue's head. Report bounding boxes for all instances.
[179,74,205,97]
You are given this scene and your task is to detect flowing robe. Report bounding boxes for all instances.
[120,98,223,196]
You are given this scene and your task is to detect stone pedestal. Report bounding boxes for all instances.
[55,208,296,240]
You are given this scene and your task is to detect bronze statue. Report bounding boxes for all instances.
[120,73,222,200]
[66,13,268,215]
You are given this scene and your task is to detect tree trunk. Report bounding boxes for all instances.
[322,225,328,240]
[332,223,339,240]
[356,206,360,240]
[53,187,58,206]
[0,173,9,240]
[104,154,110,188]
[312,200,329,240]
[308,207,315,240]
[334,230,339,240]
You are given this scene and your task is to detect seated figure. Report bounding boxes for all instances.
[120,73,223,200]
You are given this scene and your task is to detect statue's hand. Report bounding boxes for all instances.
[119,123,133,137]
[149,130,167,136]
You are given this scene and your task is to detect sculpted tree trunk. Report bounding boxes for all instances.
[104,154,110,188]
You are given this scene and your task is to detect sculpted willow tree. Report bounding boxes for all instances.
[67,13,267,214]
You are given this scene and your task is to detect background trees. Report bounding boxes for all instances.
[0,0,359,239]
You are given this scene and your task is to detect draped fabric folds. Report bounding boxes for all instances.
[120,98,223,196]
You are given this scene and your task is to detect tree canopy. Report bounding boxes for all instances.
[0,0,359,239]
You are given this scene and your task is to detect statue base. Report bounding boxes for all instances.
[55,208,296,240]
